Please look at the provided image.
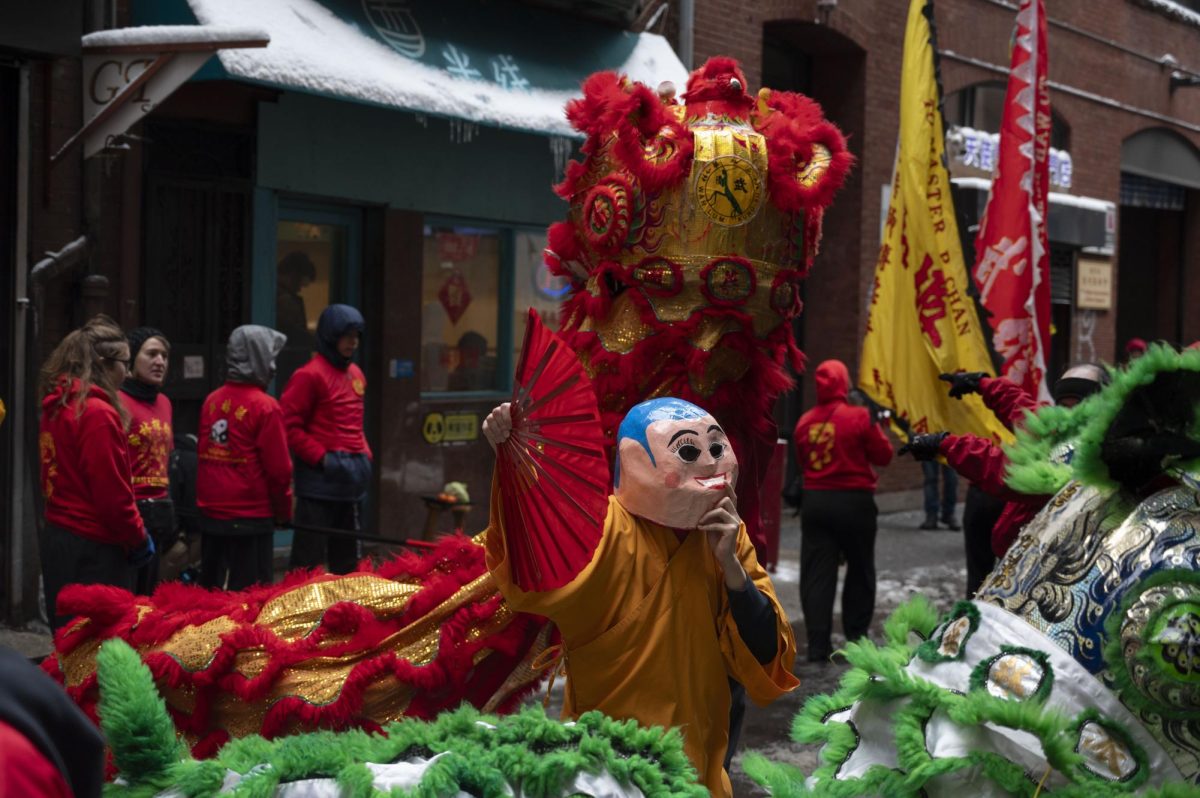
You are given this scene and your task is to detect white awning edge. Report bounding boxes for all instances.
[82,25,271,50]
[187,0,690,138]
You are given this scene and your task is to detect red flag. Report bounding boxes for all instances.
[973,0,1052,403]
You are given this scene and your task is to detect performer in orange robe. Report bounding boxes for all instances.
[484,396,799,796]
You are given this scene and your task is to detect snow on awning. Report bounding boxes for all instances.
[952,177,1116,252]
[54,24,269,161]
[181,0,690,138]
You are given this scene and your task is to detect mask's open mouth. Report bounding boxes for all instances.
[694,474,728,491]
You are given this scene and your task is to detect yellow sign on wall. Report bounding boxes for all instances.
[1077,258,1112,310]
[422,411,479,445]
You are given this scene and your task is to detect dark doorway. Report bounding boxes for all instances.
[1116,174,1186,349]
[142,120,254,436]
[762,21,867,497]
[0,64,18,618]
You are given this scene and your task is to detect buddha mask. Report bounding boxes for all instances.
[613,398,739,529]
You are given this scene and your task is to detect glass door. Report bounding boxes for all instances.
[271,203,363,390]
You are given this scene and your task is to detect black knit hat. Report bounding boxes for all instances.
[125,326,169,360]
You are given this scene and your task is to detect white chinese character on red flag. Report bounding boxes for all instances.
[438,270,472,324]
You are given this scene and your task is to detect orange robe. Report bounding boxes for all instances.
[486,490,799,796]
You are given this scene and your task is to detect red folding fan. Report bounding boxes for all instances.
[496,309,610,591]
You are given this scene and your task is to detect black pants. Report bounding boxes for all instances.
[800,489,878,656]
[200,517,274,591]
[134,499,177,596]
[289,498,362,574]
[962,484,1004,597]
[41,523,135,630]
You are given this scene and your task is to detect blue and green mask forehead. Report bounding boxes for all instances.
[615,398,713,486]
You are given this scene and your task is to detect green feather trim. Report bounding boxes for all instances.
[915,601,980,663]
[1102,568,1200,722]
[1005,346,1200,494]
[1071,345,1200,491]
[95,640,188,788]
[744,597,1194,797]
[968,645,1055,704]
[1004,401,1093,495]
[96,638,706,798]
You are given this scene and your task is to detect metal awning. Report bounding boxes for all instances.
[951,178,1115,252]
[132,0,689,138]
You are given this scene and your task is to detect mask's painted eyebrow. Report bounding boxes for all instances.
[668,429,699,445]
[708,424,724,435]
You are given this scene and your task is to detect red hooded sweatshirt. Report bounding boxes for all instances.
[280,355,371,466]
[938,376,1049,556]
[39,380,146,551]
[118,391,173,501]
[794,360,893,491]
[197,382,293,522]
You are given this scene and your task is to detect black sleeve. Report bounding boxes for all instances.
[727,582,779,664]
[0,647,104,798]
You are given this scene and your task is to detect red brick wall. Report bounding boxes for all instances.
[692,0,1200,492]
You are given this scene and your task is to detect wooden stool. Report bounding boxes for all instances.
[420,496,472,541]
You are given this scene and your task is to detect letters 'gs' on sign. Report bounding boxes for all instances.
[1076,258,1112,310]
[52,26,269,163]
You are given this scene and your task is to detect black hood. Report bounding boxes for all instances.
[316,304,364,369]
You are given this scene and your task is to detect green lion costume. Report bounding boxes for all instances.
[746,345,1200,797]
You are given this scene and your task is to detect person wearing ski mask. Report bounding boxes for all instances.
[281,304,372,574]
[482,397,798,798]
[117,327,174,594]
[197,325,293,590]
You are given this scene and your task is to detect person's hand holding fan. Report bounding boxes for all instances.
[482,310,609,591]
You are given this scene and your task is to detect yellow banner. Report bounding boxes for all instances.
[859,0,1011,445]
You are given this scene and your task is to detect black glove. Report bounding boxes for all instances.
[128,533,156,568]
[939,371,986,399]
[898,431,949,461]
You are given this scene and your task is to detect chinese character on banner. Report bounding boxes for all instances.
[436,232,480,262]
[438,270,472,324]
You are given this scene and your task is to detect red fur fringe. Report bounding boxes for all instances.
[42,535,549,755]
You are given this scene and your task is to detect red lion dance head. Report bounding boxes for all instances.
[547,56,853,541]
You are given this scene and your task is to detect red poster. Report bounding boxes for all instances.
[436,233,480,263]
[972,0,1052,403]
[438,270,472,324]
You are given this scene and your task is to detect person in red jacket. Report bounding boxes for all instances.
[793,359,894,662]
[902,365,1108,562]
[118,327,174,595]
[197,325,293,590]
[38,315,153,629]
[282,304,372,574]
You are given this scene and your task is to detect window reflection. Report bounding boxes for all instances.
[421,225,501,392]
[276,221,345,389]
[512,229,565,363]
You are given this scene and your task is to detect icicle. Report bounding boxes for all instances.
[549,135,573,181]
[448,120,477,144]
[414,113,428,128]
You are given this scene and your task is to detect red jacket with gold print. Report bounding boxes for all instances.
[197,382,293,522]
[118,392,173,501]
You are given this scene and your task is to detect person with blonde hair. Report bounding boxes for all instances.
[38,315,152,629]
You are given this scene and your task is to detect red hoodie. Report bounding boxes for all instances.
[39,380,146,551]
[794,360,893,491]
[118,391,173,501]
[197,382,293,522]
[938,376,1050,556]
[280,355,371,466]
